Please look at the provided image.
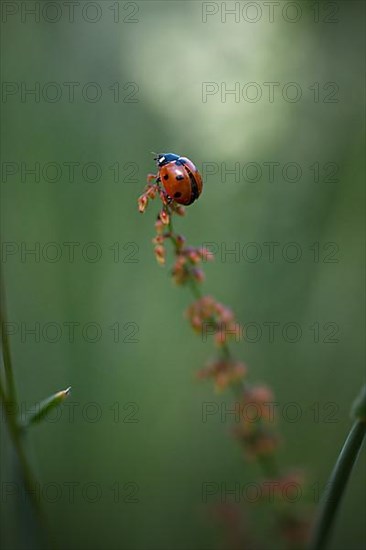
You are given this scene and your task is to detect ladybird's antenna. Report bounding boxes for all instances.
[151,151,160,162]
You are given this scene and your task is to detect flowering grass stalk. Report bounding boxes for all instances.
[138,175,310,548]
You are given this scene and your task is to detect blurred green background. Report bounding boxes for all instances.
[1,1,365,549]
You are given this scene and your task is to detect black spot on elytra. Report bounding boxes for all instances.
[174,192,182,198]
[163,174,169,180]
[175,174,184,181]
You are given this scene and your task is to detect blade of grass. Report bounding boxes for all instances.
[24,387,71,428]
[308,386,366,550]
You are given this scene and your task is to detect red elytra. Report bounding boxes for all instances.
[156,153,203,205]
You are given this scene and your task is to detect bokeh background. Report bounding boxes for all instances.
[1,1,365,549]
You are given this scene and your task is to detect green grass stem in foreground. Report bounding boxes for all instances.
[308,386,366,550]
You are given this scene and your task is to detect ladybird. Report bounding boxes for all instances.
[155,153,203,205]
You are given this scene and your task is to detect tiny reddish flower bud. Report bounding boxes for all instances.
[215,303,234,324]
[138,194,148,213]
[146,173,157,183]
[198,359,247,391]
[175,234,186,250]
[234,428,279,460]
[154,245,165,265]
[174,205,186,216]
[192,267,205,283]
[146,185,157,199]
[240,385,275,423]
[190,315,202,332]
[187,249,201,264]
[155,219,164,235]
[172,256,189,285]
[205,296,216,306]
[199,248,214,262]
[244,385,274,405]
[159,210,170,225]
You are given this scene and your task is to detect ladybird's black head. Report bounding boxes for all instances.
[155,153,180,167]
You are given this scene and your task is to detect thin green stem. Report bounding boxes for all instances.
[308,419,366,550]
[1,266,17,404]
[0,372,50,547]
[0,372,7,402]
[0,270,51,549]
[1,387,39,500]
